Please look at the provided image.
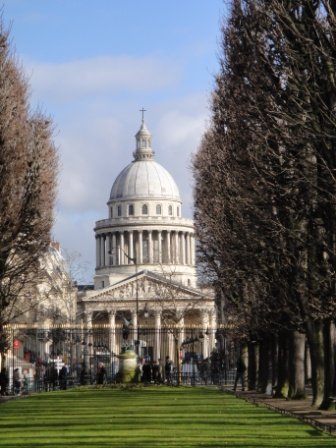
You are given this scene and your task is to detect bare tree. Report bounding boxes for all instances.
[0,22,58,350]
[193,0,336,407]
[151,267,209,385]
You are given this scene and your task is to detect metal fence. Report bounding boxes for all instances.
[0,325,238,395]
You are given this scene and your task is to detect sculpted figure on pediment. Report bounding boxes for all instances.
[118,288,125,299]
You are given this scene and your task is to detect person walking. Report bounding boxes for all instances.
[152,360,162,384]
[0,367,8,396]
[96,363,106,385]
[164,356,173,385]
[59,365,67,390]
[141,360,152,384]
[13,368,21,395]
[233,356,246,391]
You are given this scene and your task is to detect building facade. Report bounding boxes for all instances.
[78,116,217,365]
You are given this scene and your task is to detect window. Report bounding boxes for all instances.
[128,204,134,216]
[110,207,113,218]
[177,206,180,217]
[168,205,173,216]
[117,205,122,217]
[142,204,148,215]
[156,204,162,215]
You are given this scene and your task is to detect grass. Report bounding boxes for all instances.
[0,386,334,447]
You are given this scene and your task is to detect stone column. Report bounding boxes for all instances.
[186,233,189,265]
[120,232,124,265]
[104,234,107,267]
[148,230,153,264]
[112,233,117,265]
[84,313,93,369]
[189,233,193,265]
[154,312,161,362]
[175,231,179,264]
[168,331,175,362]
[139,231,143,264]
[191,234,195,266]
[108,233,112,266]
[181,233,185,265]
[109,312,117,377]
[109,311,119,368]
[100,235,105,267]
[167,230,171,264]
[109,311,116,354]
[158,230,162,264]
[129,231,134,262]
[178,316,185,351]
[96,236,100,268]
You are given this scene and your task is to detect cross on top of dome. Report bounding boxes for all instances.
[134,108,154,161]
[140,107,146,123]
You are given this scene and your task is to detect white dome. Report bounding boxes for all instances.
[109,159,181,201]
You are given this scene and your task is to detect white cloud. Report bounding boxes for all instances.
[26,55,182,102]
[25,55,211,282]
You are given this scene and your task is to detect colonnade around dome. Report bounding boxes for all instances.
[95,228,195,270]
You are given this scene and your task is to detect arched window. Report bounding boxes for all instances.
[128,204,134,216]
[156,204,162,215]
[117,205,122,217]
[142,204,148,215]
[168,205,173,216]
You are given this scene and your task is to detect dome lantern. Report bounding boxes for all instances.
[133,108,154,161]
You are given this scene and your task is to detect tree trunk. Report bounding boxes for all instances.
[174,336,181,386]
[274,331,289,398]
[257,338,270,393]
[288,330,306,399]
[320,320,335,409]
[305,341,312,387]
[333,323,336,397]
[248,342,258,390]
[271,335,278,393]
[241,343,248,391]
[306,320,324,407]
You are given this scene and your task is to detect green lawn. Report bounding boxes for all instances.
[0,386,334,447]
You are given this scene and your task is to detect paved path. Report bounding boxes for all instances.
[231,390,336,436]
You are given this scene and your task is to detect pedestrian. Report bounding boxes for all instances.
[80,363,87,385]
[233,356,246,391]
[152,360,162,384]
[0,367,8,396]
[13,368,21,395]
[141,360,152,384]
[59,365,67,390]
[22,373,29,394]
[96,363,106,385]
[164,356,173,385]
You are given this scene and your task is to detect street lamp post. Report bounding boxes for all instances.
[120,250,139,355]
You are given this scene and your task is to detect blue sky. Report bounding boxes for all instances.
[2,0,226,282]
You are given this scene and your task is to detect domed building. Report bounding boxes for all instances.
[94,117,197,289]
[78,115,216,366]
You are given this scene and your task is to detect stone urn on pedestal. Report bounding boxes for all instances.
[117,349,138,383]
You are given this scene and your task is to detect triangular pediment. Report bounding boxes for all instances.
[81,270,211,303]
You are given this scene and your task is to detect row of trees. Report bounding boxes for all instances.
[193,0,336,408]
[0,20,58,356]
